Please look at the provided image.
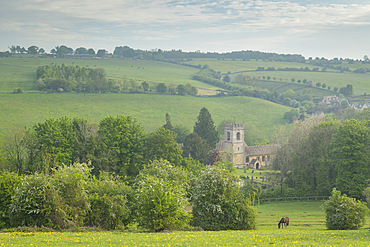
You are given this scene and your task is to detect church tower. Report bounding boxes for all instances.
[223,121,246,167]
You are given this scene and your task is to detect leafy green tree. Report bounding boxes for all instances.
[192,166,256,230]
[162,113,173,131]
[323,188,369,230]
[133,173,190,231]
[182,132,210,164]
[98,115,144,177]
[143,128,183,165]
[156,83,167,93]
[54,45,73,56]
[33,117,78,170]
[173,125,190,143]
[223,75,231,82]
[177,84,187,95]
[284,109,299,123]
[33,117,92,172]
[283,89,295,99]
[139,159,189,188]
[87,48,95,55]
[75,47,88,54]
[330,119,370,198]
[96,49,107,57]
[3,127,34,173]
[8,45,16,54]
[339,84,353,96]
[27,46,39,55]
[290,121,339,196]
[193,107,219,147]
[141,81,149,92]
[185,83,197,96]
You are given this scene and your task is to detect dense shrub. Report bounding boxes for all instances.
[191,166,256,230]
[9,163,91,229]
[9,173,52,227]
[85,172,132,229]
[0,171,21,229]
[51,163,91,227]
[133,174,190,232]
[323,188,369,230]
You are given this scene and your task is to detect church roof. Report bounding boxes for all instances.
[245,144,280,156]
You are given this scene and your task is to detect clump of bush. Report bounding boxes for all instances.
[323,188,369,230]
[85,172,132,230]
[132,160,191,232]
[191,166,256,230]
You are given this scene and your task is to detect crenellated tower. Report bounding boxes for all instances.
[222,121,246,167]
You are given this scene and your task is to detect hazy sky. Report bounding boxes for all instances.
[1,0,370,59]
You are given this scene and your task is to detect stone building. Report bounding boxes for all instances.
[215,122,280,169]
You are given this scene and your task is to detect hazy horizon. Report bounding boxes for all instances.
[1,0,370,59]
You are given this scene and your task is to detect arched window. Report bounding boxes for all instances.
[227,132,230,141]
[236,132,241,141]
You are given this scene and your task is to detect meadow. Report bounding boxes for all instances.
[0,56,218,93]
[186,58,370,96]
[0,201,369,246]
[0,93,289,144]
[1,55,369,142]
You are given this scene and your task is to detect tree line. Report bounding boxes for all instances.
[270,114,370,202]
[35,64,197,95]
[1,108,219,177]
[0,108,260,231]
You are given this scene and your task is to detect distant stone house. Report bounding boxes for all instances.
[349,102,369,111]
[321,95,342,106]
[215,122,280,169]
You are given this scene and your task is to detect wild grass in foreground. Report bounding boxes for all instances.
[1,201,369,246]
[0,228,369,246]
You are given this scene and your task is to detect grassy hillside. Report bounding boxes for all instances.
[246,70,370,95]
[0,93,289,143]
[0,56,219,93]
[186,58,370,96]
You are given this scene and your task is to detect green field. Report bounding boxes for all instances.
[244,71,370,95]
[0,94,289,142]
[0,201,368,246]
[0,56,219,93]
[185,58,370,96]
[1,55,369,142]
[184,58,326,73]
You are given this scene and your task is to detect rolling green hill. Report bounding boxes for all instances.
[186,58,370,96]
[0,93,289,144]
[2,55,369,144]
[0,56,219,93]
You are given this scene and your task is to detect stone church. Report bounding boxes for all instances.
[215,122,280,169]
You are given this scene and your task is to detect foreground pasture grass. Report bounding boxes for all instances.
[1,201,368,246]
[1,228,369,246]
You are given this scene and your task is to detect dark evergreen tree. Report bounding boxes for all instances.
[193,107,219,147]
[182,132,210,164]
[162,113,173,131]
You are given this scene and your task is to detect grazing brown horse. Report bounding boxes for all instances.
[278,217,289,229]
